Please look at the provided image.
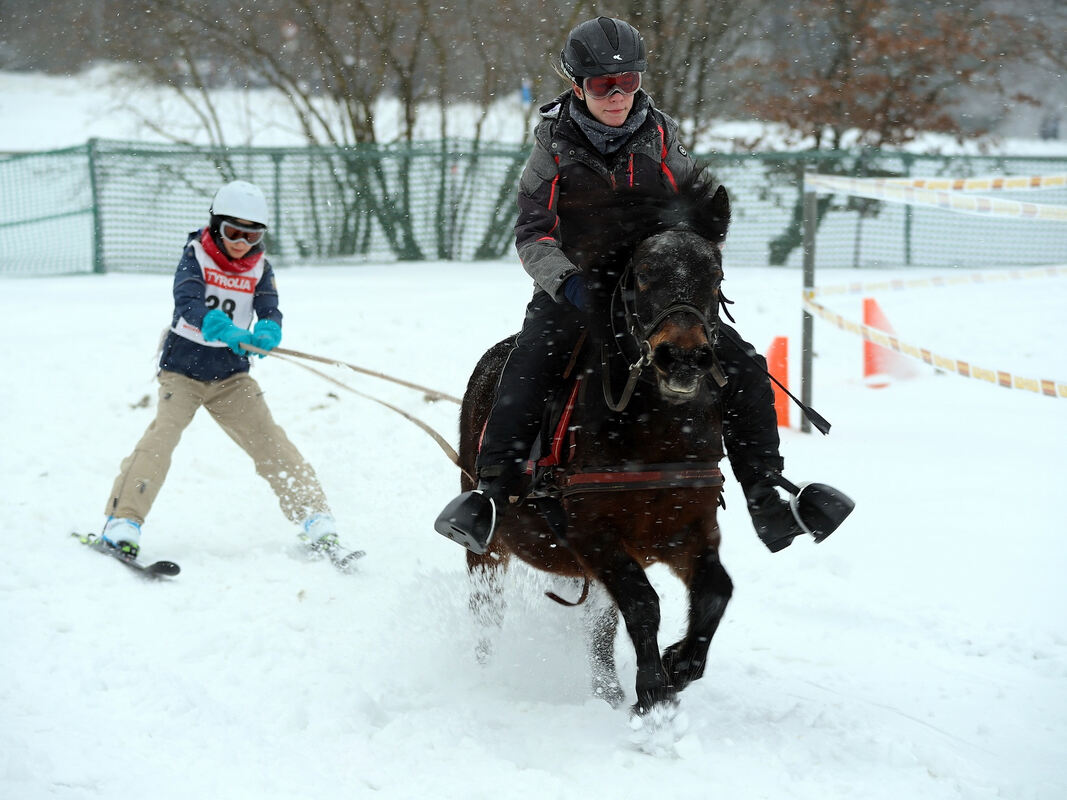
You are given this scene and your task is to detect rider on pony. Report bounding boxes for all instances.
[437,17,837,555]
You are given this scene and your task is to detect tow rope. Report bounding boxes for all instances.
[245,343,474,482]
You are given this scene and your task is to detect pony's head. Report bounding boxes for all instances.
[612,170,731,402]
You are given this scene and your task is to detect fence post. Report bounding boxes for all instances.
[800,180,817,434]
[87,138,105,274]
[271,152,283,256]
[902,153,913,266]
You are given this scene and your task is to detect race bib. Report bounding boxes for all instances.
[172,239,265,347]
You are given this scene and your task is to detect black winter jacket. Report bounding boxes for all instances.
[514,90,697,301]
[511,91,784,494]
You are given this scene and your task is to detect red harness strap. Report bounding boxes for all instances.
[535,378,582,469]
[558,465,724,497]
[530,368,724,498]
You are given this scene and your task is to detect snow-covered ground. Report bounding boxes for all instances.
[2,260,1065,799]
[2,68,1066,800]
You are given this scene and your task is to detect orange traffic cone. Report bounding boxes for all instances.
[863,297,915,388]
[766,336,790,428]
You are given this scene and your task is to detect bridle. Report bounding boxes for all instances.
[549,250,730,515]
[601,255,725,412]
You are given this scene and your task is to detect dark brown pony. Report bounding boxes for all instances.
[458,174,732,717]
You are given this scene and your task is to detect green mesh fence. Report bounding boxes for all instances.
[0,145,99,275]
[1,138,1065,276]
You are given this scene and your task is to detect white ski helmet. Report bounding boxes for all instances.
[210,180,269,226]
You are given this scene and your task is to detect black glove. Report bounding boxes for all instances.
[746,482,804,553]
[562,274,589,311]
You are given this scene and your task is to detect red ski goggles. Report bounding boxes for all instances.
[582,71,642,100]
[220,219,266,246]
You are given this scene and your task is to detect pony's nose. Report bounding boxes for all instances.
[692,344,716,372]
[652,342,679,371]
[653,342,715,373]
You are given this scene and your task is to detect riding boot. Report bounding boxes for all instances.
[435,290,584,553]
[476,291,585,477]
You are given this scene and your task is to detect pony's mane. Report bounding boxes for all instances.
[655,166,730,245]
[579,164,729,283]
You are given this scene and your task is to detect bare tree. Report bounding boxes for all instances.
[738,0,1036,150]
[625,0,763,137]
[1009,0,1066,140]
[454,0,598,258]
[9,0,1059,147]
[95,1,606,259]
[728,0,1041,264]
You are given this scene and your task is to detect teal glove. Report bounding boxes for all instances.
[251,319,282,356]
[201,308,253,356]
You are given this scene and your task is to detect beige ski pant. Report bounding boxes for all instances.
[105,370,329,526]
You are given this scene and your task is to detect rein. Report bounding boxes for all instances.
[600,340,652,413]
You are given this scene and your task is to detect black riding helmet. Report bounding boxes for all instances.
[560,17,647,81]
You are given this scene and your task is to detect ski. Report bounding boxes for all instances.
[298,533,365,573]
[72,532,181,578]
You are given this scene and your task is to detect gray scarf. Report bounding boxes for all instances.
[570,91,650,155]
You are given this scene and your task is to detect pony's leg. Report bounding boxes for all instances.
[467,551,508,664]
[662,545,733,691]
[593,553,668,714]
[583,583,624,708]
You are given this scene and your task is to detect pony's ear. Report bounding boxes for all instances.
[693,183,730,244]
[709,184,730,243]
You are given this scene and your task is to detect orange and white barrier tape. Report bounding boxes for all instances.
[811,265,1067,299]
[802,286,1067,398]
[880,174,1067,193]
[804,173,1067,222]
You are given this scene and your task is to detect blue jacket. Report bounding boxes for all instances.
[158,230,282,382]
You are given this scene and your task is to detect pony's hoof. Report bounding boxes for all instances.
[628,698,689,756]
[630,694,679,720]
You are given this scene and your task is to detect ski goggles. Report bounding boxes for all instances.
[220,219,266,246]
[582,71,642,100]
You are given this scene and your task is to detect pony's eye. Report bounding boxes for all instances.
[635,264,652,290]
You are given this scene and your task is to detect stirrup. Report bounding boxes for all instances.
[788,482,855,542]
[434,490,497,555]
